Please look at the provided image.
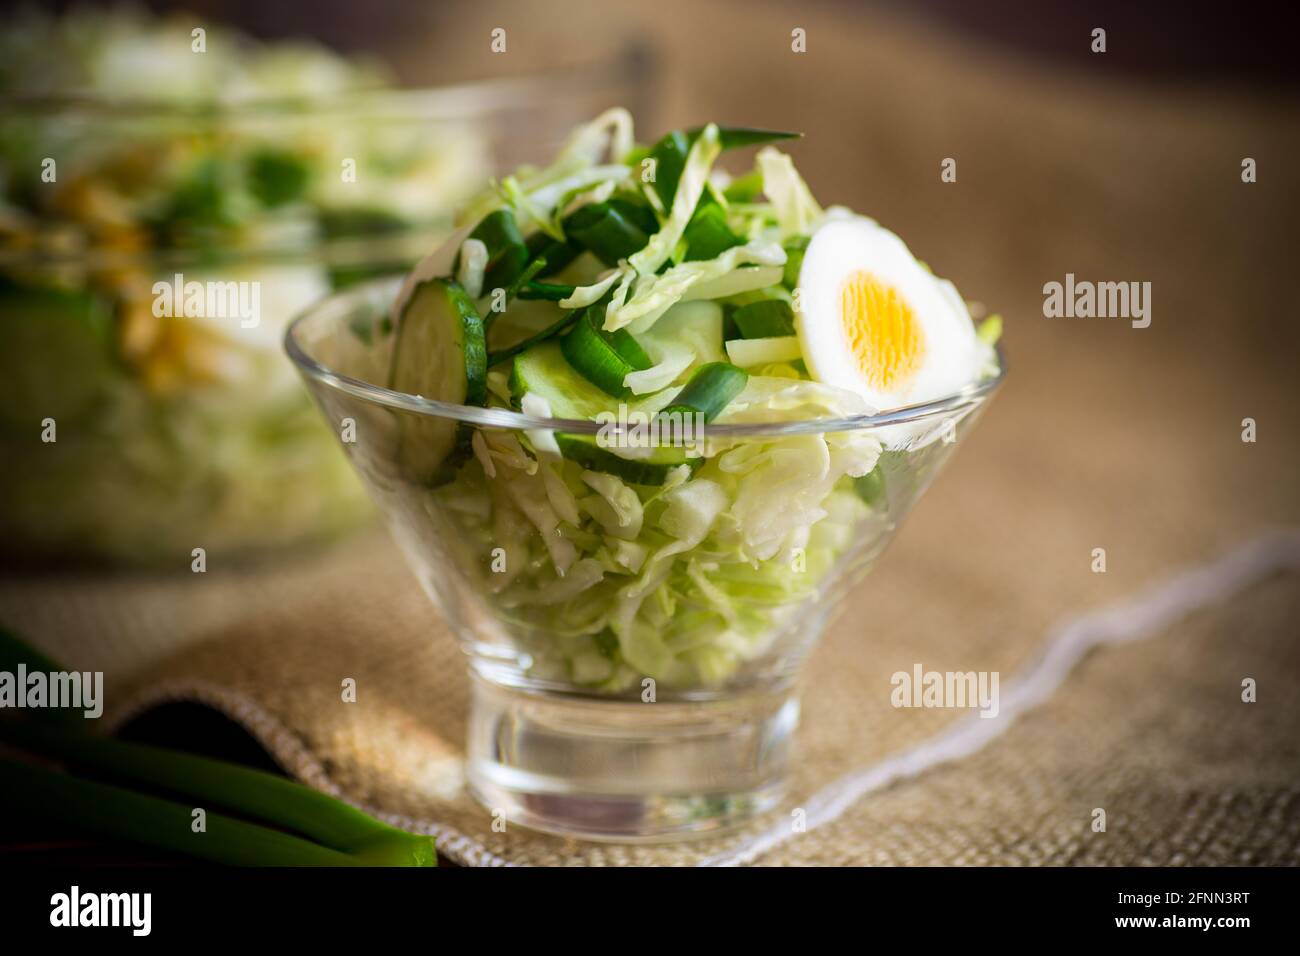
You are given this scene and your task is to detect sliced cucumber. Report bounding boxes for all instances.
[388,278,487,485]
[488,308,583,367]
[511,342,696,485]
[555,434,698,486]
[510,341,619,420]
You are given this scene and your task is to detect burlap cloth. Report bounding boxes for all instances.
[3,4,1298,864]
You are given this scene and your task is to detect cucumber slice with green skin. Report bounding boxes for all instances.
[510,341,628,419]
[731,299,795,339]
[511,343,697,484]
[659,362,748,422]
[559,308,652,398]
[388,278,487,485]
[488,309,583,367]
[554,434,698,486]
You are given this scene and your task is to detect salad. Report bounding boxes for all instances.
[389,109,1002,691]
[0,8,487,561]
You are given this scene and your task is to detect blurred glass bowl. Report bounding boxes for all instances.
[0,56,652,565]
[287,278,1004,841]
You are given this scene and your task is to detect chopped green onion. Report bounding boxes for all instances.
[706,127,801,151]
[518,280,578,301]
[648,127,799,210]
[247,149,310,208]
[782,236,810,289]
[502,257,548,304]
[467,208,529,292]
[722,170,764,203]
[648,130,692,210]
[564,200,658,266]
[659,362,748,422]
[681,199,742,262]
[732,299,796,339]
[560,307,652,397]
[526,233,582,277]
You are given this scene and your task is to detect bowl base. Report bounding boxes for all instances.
[465,672,798,843]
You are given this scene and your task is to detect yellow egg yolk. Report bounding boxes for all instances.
[840,270,926,391]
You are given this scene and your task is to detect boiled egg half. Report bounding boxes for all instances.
[796,215,981,412]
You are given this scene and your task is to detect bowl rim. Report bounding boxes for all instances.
[0,48,647,118]
[284,276,1007,438]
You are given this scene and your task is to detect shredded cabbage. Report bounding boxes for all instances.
[456,238,488,299]
[605,241,786,333]
[725,335,803,367]
[410,112,997,693]
[556,107,636,166]
[757,146,823,238]
[629,124,721,276]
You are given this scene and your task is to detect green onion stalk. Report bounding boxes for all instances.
[0,628,436,866]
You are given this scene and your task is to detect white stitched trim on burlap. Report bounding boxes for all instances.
[698,528,1300,866]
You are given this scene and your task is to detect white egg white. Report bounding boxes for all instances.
[795,215,981,413]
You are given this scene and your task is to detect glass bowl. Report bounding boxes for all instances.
[286,277,1005,841]
[0,54,651,565]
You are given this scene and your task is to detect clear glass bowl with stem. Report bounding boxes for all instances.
[286,276,1005,841]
